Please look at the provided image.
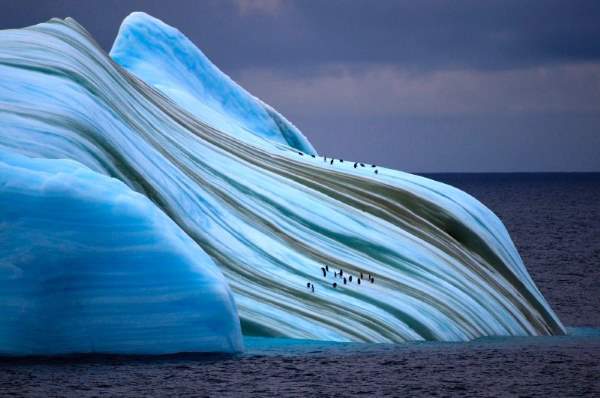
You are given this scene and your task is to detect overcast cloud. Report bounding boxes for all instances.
[2,0,599,171]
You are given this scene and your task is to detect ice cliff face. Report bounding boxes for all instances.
[0,152,242,355]
[0,13,564,354]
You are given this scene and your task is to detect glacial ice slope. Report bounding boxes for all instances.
[0,17,564,343]
[0,152,242,355]
[110,12,316,155]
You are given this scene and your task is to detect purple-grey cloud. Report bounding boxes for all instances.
[237,63,600,117]
[1,0,599,171]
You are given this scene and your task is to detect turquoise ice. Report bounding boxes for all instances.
[0,13,564,355]
[111,12,316,155]
[0,152,242,355]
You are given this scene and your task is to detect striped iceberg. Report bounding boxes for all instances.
[0,12,564,354]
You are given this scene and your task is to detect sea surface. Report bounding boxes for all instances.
[1,173,599,397]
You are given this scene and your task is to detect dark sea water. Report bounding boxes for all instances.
[1,173,599,397]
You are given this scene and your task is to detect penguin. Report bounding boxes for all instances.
[349,275,353,282]
[343,277,347,285]
[333,282,337,288]
[311,284,315,293]
[330,159,334,165]
[354,162,358,168]
[307,282,311,288]
[321,267,326,277]
[298,152,303,156]
[375,170,379,174]
[325,265,329,272]
[358,278,361,285]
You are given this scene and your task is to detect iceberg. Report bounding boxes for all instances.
[0,13,564,354]
[0,152,242,355]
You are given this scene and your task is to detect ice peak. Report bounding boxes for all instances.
[111,12,317,154]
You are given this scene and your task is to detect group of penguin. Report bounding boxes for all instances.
[306,264,375,293]
[296,149,379,294]
[297,152,379,175]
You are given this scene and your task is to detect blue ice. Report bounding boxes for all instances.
[110,12,316,155]
[0,152,242,355]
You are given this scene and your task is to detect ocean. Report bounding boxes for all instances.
[1,173,599,397]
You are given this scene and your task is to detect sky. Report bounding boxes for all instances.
[2,0,599,172]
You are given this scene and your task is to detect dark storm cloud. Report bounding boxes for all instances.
[1,1,599,171]
[3,0,600,73]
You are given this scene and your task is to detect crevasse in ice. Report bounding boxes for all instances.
[0,13,564,355]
